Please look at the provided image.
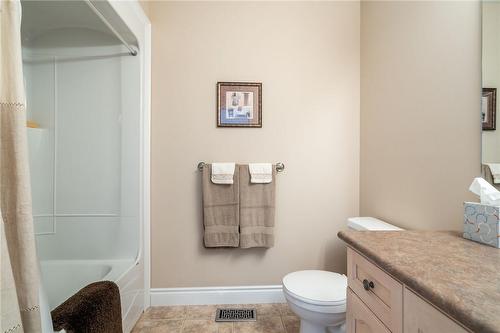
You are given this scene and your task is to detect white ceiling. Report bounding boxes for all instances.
[21,0,137,49]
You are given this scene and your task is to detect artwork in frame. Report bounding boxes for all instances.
[217,82,262,127]
[482,88,496,131]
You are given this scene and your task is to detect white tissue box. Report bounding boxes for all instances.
[463,202,500,248]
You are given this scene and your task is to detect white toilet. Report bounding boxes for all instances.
[282,217,402,333]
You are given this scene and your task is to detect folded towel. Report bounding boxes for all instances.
[482,165,500,191]
[239,165,276,248]
[486,163,500,184]
[211,162,236,184]
[51,281,122,333]
[248,163,273,184]
[202,164,240,247]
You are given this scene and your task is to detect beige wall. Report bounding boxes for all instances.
[138,0,150,19]
[482,2,500,163]
[360,1,481,231]
[150,1,360,287]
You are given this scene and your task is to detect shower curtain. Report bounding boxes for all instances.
[0,0,42,332]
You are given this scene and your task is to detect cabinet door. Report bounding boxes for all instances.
[347,288,391,333]
[347,248,403,333]
[404,288,470,333]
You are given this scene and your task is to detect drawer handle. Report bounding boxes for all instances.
[362,279,375,291]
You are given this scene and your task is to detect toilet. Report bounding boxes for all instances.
[282,217,402,333]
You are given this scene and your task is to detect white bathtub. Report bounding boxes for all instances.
[40,259,144,332]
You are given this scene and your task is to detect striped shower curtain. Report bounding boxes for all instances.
[0,0,42,332]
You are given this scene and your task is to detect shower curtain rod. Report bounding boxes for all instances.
[23,52,133,63]
[84,0,138,56]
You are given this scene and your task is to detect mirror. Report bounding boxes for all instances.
[481,2,500,189]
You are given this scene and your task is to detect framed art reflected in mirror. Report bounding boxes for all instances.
[482,88,496,131]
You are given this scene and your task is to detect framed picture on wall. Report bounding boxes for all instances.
[217,82,262,128]
[482,88,496,131]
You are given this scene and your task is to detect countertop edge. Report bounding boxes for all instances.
[337,230,492,333]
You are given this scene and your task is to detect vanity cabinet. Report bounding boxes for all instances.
[346,248,471,333]
[403,288,468,333]
[347,288,391,333]
[347,249,403,333]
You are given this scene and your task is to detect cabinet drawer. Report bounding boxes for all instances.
[347,288,391,333]
[404,288,470,333]
[347,248,403,333]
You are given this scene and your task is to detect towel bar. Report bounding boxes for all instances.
[197,162,285,173]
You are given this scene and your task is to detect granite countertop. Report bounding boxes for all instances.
[337,230,500,333]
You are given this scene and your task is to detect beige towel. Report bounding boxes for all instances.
[239,165,276,248]
[482,164,500,191]
[202,164,239,247]
[485,163,500,184]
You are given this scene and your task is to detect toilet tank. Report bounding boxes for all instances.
[347,217,403,231]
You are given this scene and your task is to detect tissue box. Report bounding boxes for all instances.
[463,202,500,248]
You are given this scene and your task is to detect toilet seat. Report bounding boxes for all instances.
[283,270,347,307]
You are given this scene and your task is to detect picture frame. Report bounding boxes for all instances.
[482,88,496,131]
[217,82,262,128]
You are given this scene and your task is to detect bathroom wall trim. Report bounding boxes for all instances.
[150,285,285,306]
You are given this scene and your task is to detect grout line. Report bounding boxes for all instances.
[279,316,285,333]
[179,306,188,332]
[179,317,186,333]
[280,315,287,333]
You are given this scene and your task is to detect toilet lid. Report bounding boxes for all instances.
[283,270,347,304]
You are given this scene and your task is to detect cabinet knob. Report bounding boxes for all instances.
[362,279,375,291]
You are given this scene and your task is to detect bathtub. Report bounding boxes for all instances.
[40,259,144,332]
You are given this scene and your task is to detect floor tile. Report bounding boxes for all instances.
[182,319,217,333]
[132,319,184,333]
[185,304,219,320]
[217,322,234,333]
[245,303,282,317]
[217,304,244,309]
[281,316,300,333]
[233,316,285,333]
[277,304,296,317]
[143,306,187,320]
[181,319,233,333]
[133,303,299,333]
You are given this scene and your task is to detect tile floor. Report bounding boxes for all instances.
[132,303,300,333]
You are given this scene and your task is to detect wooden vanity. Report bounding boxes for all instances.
[346,248,468,333]
[338,231,500,333]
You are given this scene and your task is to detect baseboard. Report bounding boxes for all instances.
[150,285,285,306]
